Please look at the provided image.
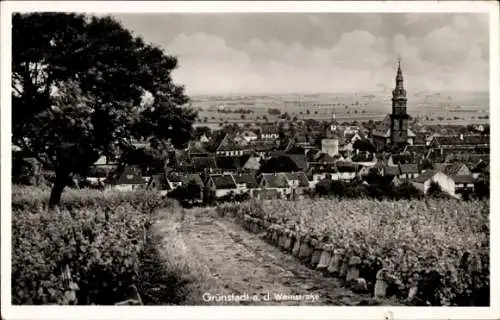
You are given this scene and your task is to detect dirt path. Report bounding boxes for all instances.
[176,208,398,306]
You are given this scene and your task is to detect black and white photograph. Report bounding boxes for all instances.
[1,1,498,319]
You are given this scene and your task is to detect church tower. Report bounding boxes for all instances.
[390,58,410,145]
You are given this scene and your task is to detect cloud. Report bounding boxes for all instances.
[160,16,488,95]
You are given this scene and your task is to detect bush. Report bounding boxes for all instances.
[267,108,281,116]
[12,187,172,305]
[428,182,449,198]
[474,180,490,200]
[315,177,424,201]
[13,205,147,304]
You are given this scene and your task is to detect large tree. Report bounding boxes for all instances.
[12,13,196,206]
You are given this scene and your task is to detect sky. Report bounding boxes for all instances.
[113,13,489,95]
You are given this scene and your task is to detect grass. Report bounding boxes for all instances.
[138,206,216,305]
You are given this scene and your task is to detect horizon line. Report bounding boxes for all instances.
[188,90,490,97]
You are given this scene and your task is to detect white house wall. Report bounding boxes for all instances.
[430,172,456,196]
[215,189,235,198]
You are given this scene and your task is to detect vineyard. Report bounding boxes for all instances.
[218,198,490,306]
[11,186,195,305]
[11,186,491,306]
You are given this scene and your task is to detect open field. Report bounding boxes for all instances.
[191,91,489,127]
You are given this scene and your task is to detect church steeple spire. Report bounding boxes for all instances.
[393,58,407,99]
[396,57,403,81]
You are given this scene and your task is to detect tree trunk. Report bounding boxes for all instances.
[49,170,70,208]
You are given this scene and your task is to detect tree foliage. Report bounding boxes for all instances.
[259,156,299,174]
[12,13,196,206]
[353,139,377,153]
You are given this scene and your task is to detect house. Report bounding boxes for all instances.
[310,170,335,183]
[410,170,456,197]
[336,162,358,180]
[130,138,149,149]
[378,175,403,188]
[403,144,427,155]
[427,146,489,163]
[431,163,475,196]
[343,126,360,136]
[233,173,258,195]
[344,132,364,144]
[232,133,247,146]
[259,124,279,140]
[451,175,476,195]
[105,166,146,192]
[215,156,243,173]
[206,174,238,198]
[86,167,111,186]
[351,152,376,167]
[181,173,205,200]
[251,188,281,200]
[283,143,307,156]
[381,165,400,177]
[187,141,210,158]
[399,164,420,179]
[166,150,190,171]
[357,165,372,177]
[473,124,485,133]
[86,155,117,184]
[241,155,261,172]
[308,154,339,174]
[279,153,308,172]
[426,135,489,162]
[413,133,427,146]
[444,153,489,164]
[429,134,489,149]
[258,173,290,198]
[313,152,337,164]
[285,172,310,198]
[148,173,169,196]
[199,134,210,143]
[290,132,310,147]
[192,156,218,173]
[389,153,417,165]
[213,134,246,156]
[268,151,308,172]
[471,160,489,179]
[306,149,321,162]
[340,141,355,156]
[433,163,471,177]
[285,172,309,188]
[240,130,258,143]
[166,172,184,191]
[247,140,277,158]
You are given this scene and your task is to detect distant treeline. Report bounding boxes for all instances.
[216,108,255,114]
